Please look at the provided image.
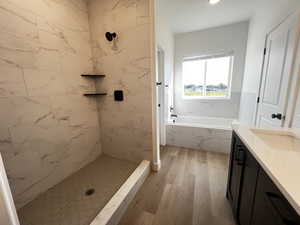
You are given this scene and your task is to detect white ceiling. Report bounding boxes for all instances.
[157,0,291,33]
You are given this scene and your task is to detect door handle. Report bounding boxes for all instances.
[235,148,245,166]
[271,113,283,120]
[156,82,162,86]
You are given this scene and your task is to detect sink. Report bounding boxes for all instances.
[249,128,300,152]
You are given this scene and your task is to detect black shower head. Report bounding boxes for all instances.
[105,32,117,41]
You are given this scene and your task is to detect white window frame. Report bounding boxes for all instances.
[182,52,234,100]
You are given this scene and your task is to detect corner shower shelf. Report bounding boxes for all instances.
[81,74,106,97]
[83,93,107,97]
[81,74,106,78]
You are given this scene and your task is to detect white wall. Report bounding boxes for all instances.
[174,21,249,119]
[239,0,300,125]
[156,1,175,118]
[156,1,175,146]
[292,92,300,128]
[0,192,11,225]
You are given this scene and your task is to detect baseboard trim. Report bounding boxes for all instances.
[151,160,161,172]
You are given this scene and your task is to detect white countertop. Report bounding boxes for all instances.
[232,124,300,215]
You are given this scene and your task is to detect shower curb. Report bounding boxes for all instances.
[90,160,151,225]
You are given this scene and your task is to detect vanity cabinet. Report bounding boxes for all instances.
[227,132,300,225]
[227,134,244,215]
[237,147,260,225]
[252,169,300,225]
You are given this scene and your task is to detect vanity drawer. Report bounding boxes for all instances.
[252,169,300,225]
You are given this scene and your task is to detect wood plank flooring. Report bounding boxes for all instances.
[118,146,236,225]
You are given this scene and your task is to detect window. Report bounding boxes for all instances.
[182,54,233,99]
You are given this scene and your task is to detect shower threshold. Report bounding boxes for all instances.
[18,155,150,225]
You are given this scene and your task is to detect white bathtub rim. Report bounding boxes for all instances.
[166,122,233,131]
[172,115,236,123]
[167,116,237,130]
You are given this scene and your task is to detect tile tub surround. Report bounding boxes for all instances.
[87,0,154,163]
[0,0,101,208]
[166,124,232,154]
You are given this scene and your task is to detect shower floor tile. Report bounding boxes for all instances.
[18,155,137,225]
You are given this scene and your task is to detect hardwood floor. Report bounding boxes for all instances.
[118,146,236,225]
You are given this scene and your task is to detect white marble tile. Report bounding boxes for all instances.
[0,96,53,128]
[0,0,102,209]
[23,69,66,96]
[0,31,37,69]
[101,126,152,163]
[88,0,153,163]
[36,48,61,71]
[166,125,232,154]
[0,127,13,155]
[0,0,153,210]
[0,66,27,97]
[5,124,101,208]
[38,29,73,54]
[50,95,99,127]
[136,0,150,25]
[60,54,95,95]
[0,1,38,40]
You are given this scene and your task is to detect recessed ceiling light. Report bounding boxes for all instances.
[209,0,221,5]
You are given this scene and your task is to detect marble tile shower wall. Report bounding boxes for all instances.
[0,0,102,208]
[87,0,153,162]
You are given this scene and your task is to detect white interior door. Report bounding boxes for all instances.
[256,13,300,128]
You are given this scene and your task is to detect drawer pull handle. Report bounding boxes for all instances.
[235,148,245,166]
[265,192,297,225]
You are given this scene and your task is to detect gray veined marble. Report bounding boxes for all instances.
[0,0,101,209]
[0,0,153,211]
[88,0,153,163]
[166,125,232,154]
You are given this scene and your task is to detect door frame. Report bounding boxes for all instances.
[157,46,166,146]
[255,11,300,128]
[0,155,20,225]
[150,0,161,171]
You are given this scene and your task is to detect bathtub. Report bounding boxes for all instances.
[166,116,234,154]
